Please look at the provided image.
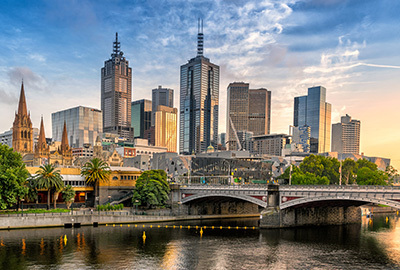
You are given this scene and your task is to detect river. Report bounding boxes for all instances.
[1,214,400,269]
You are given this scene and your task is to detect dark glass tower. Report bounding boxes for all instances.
[293,86,331,153]
[101,33,134,140]
[179,20,219,154]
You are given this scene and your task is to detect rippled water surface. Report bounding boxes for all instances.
[1,215,400,269]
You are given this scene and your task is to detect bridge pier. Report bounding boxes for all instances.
[260,206,361,228]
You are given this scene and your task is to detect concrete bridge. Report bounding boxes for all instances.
[171,184,400,228]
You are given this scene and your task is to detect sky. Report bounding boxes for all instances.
[0,0,399,169]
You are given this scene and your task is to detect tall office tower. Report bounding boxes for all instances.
[101,33,133,141]
[154,105,178,152]
[219,133,226,148]
[249,88,271,136]
[331,114,360,154]
[226,82,249,150]
[12,82,33,155]
[152,85,173,126]
[293,86,332,153]
[52,106,102,148]
[131,99,152,139]
[179,20,219,154]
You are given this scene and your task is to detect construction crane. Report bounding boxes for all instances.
[228,116,242,151]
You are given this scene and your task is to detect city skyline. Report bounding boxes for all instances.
[0,0,399,168]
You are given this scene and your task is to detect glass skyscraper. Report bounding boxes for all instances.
[52,106,102,148]
[179,21,219,154]
[293,86,331,153]
[101,33,134,141]
[131,99,152,139]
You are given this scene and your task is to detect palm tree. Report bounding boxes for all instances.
[81,158,111,206]
[34,164,64,209]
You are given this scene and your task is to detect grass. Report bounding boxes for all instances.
[0,209,70,215]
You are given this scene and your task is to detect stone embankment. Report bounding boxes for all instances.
[0,212,258,230]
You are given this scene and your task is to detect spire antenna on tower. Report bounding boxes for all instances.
[112,32,121,56]
[197,18,204,56]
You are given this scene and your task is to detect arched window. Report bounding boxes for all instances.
[24,143,27,149]
[21,131,24,138]
[24,131,27,139]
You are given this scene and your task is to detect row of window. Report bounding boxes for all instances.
[112,175,139,181]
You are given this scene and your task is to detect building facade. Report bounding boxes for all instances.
[179,21,219,154]
[331,114,361,154]
[152,85,173,126]
[52,106,102,148]
[249,88,271,136]
[131,99,152,139]
[294,86,331,153]
[226,82,249,151]
[154,105,177,152]
[252,134,291,156]
[101,33,134,141]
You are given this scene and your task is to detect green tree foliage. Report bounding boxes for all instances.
[300,155,340,184]
[132,170,170,208]
[81,158,111,204]
[341,158,358,185]
[62,185,75,209]
[34,164,64,209]
[357,167,388,186]
[356,158,378,171]
[385,165,399,184]
[0,144,29,209]
[291,172,330,185]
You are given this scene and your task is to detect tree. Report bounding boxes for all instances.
[357,167,388,186]
[34,164,64,209]
[62,185,75,209]
[81,158,111,205]
[0,144,29,209]
[291,172,330,185]
[385,165,399,184]
[341,159,358,185]
[356,158,378,171]
[132,170,170,208]
[299,155,339,184]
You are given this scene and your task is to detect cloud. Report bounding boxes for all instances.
[0,88,18,105]
[7,67,49,92]
[29,53,46,62]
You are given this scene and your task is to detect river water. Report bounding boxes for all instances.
[1,215,400,269]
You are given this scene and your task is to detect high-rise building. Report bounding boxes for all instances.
[226,82,249,150]
[131,99,152,139]
[226,82,271,150]
[12,82,33,155]
[252,134,291,156]
[291,125,311,153]
[154,105,178,152]
[101,33,133,141]
[52,106,102,148]
[331,114,360,154]
[293,86,331,153]
[152,86,173,126]
[179,20,219,154]
[249,88,271,136]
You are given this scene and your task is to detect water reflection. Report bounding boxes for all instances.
[0,216,400,269]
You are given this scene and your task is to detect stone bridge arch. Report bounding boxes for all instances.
[280,195,400,210]
[181,193,268,208]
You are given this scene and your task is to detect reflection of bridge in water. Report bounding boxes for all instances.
[171,184,400,228]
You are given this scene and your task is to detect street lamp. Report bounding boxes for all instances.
[21,198,25,217]
[108,195,111,204]
[135,199,139,214]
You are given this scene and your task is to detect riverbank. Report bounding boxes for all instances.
[0,212,259,230]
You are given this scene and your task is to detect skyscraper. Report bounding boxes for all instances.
[249,88,271,136]
[293,86,331,153]
[152,85,173,126]
[101,33,133,141]
[131,99,152,139]
[331,114,360,154]
[179,20,219,154]
[226,82,271,150]
[154,105,178,152]
[52,106,102,148]
[226,82,249,150]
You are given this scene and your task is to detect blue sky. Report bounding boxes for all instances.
[0,0,399,168]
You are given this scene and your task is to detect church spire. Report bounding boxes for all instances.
[17,81,28,117]
[38,116,46,146]
[61,121,69,150]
